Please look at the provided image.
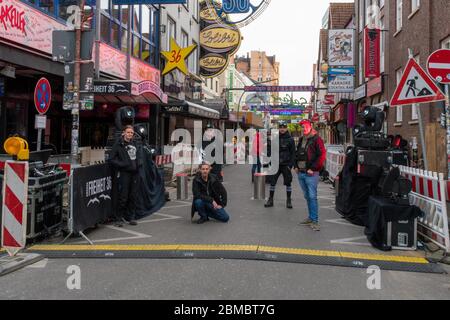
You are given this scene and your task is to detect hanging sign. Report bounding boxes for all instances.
[364,28,381,78]
[161,38,196,76]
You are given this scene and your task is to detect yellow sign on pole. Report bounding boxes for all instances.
[161,38,196,76]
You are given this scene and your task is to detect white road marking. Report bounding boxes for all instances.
[330,236,371,247]
[325,218,362,228]
[24,258,48,269]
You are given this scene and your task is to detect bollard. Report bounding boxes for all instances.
[253,173,266,200]
[176,173,189,200]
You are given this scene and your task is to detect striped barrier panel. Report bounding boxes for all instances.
[1,161,29,256]
[326,149,346,182]
[399,166,450,252]
[155,155,172,166]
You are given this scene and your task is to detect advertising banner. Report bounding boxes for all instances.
[71,164,114,233]
[364,28,381,78]
[328,29,354,66]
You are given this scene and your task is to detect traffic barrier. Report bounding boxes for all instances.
[253,173,266,200]
[176,173,189,200]
[399,166,450,252]
[1,161,29,256]
[155,155,172,166]
[326,145,345,182]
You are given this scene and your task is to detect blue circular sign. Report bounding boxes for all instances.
[34,78,52,114]
[205,0,271,28]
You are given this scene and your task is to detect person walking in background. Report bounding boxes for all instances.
[110,125,143,226]
[295,120,326,231]
[264,121,296,209]
[191,162,230,225]
[251,128,263,182]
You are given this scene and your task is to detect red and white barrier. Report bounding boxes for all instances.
[326,145,345,182]
[1,161,29,256]
[399,166,450,252]
[155,155,172,166]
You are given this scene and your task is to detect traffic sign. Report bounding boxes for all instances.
[427,49,450,84]
[390,58,446,106]
[34,78,52,114]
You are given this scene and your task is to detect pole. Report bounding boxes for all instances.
[408,48,428,170]
[71,0,85,164]
[37,129,42,151]
[446,84,450,179]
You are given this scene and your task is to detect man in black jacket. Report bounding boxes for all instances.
[295,120,326,231]
[110,125,142,226]
[191,162,229,224]
[265,121,296,209]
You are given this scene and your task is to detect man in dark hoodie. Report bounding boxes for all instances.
[265,121,296,209]
[110,125,142,226]
[191,162,229,224]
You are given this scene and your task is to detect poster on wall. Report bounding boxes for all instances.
[328,29,354,66]
[364,28,381,78]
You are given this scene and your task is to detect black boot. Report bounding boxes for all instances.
[286,198,293,209]
[264,197,274,207]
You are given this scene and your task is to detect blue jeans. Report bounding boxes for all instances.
[298,172,320,222]
[194,199,230,222]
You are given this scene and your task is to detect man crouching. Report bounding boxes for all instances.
[191,162,230,224]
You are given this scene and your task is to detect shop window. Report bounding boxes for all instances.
[100,14,110,42]
[133,34,140,58]
[58,0,78,22]
[112,4,120,20]
[142,40,150,62]
[133,5,141,32]
[142,5,151,40]
[121,27,128,53]
[121,5,129,27]
[111,22,120,48]
[6,101,28,139]
[40,0,55,15]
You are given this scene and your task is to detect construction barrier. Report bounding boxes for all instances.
[155,155,172,166]
[399,166,450,253]
[325,145,345,182]
[1,161,29,256]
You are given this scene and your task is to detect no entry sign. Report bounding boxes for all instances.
[427,49,450,84]
[34,78,52,114]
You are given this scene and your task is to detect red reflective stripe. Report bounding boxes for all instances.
[419,177,425,195]
[411,176,417,192]
[8,162,25,182]
[2,227,21,248]
[4,185,23,224]
[0,161,5,170]
[427,179,434,199]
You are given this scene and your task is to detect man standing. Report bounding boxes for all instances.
[192,162,230,224]
[265,121,296,209]
[295,120,326,231]
[110,125,142,226]
[251,129,263,182]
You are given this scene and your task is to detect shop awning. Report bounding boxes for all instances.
[93,80,168,105]
[161,99,220,119]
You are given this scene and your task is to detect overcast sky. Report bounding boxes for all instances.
[237,0,352,99]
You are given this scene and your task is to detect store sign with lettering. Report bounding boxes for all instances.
[204,0,270,28]
[199,54,228,70]
[200,25,240,52]
[0,0,68,54]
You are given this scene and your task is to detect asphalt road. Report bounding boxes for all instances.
[1,164,449,300]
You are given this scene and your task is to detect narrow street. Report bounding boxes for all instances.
[1,164,449,300]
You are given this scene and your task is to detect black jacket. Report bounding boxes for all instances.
[279,131,296,167]
[109,138,143,172]
[191,173,227,218]
[295,134,327,172]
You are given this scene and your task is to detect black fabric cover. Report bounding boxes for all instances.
[364,196,422,251]
[134,145,166,219]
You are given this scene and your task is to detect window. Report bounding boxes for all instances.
[380,0,385,8]
[40,0,55,15]
[132,34,140,58]
[142,5,150,39]
[181,30,189,69]
[111,22,120,48]
[142,40,150,62]
[121,27,128,53]
[192,0,199,20]
[396,68,403,122]
[100,0,109,12]
[190,40,198,74]
[121,5,129,28]
[133,5,140,32]
[441,36,450,49]
[396,0,403,32]
[167,17,176,50]
[411,0,420,12]
[100,14,110,42]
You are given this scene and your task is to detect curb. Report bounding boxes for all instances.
[0,253,44,277]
